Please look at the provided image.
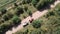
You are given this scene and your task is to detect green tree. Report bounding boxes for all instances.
[3,15,9,21]
[12,15,21,25]
[1,8,7,15]
[32,20,42,28]
[7,13,13,19]
[2,13,13,21]
[24,6,28,11]
[14,3,18,7]
[15,7,24,16]
[32,0,39,7]
[0,22,12,34]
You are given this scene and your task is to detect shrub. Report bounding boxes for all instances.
[12,15,21,25]
[14,3,18,7]
[32,20,42,28]
[3,15,9,21]
[2,13,13,21]
[1,9,7,15]
[24,6,28,11]
[0,22,12,34]
[31,0,39,7]
[15,7,24,16]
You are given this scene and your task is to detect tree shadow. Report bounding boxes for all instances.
[39,4,51,11]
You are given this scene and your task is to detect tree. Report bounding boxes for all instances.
[7,13,13,19]
[32,0,39,7]
[1,9,7,15]
[0,19,4,23]
[14,3,18,7]
[24,6,28,11]
[0,22,12,34]
[2,13,13,21]
[36,0,47,10]
[12,15,21,25]
[3,15,9,21]
[15,7,24,16]
[32,20,42,28]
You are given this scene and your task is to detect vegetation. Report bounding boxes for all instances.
[36,0,55,10]
[1,8,7,15]
[14,3,60,34]
[12,15,21,25]
[0,0,57,34]
[32,20,42,28]
[15,7,24,16]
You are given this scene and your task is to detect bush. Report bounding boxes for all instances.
[24,6,28,11]
[7,13,13,19]
[31,0,39,7]
[1,9,7,15]
[14,3,18,7]
[32,20,42,28]
[12,15,21,25]
[0,19,4,23]
[15,7,24,16]
[0,22,12,34]
[3,15,9,21]
[2,13,13,21]
[0,16,21,34]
